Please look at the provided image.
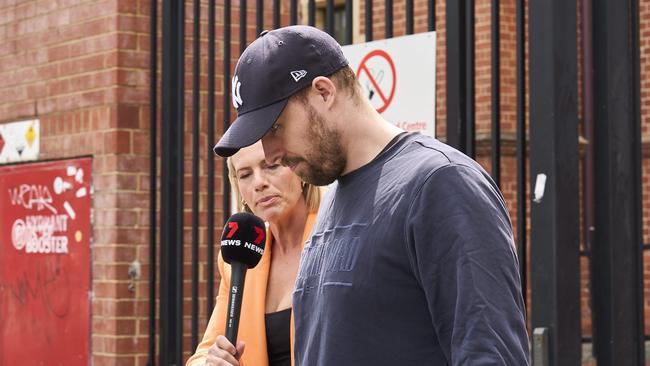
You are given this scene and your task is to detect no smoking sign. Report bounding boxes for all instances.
[356,50,396,113]
[342,32,436,136]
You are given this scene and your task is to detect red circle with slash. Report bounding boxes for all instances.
[356,49,397,113]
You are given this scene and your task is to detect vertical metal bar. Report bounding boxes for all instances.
[173,1,185,361]
[309,0,316,27]
[582,0,594,255]
[365,0,373,41]
[581,0,597,355]
[592,0,645,363]
[326,0,334,35]
[273,0,280,29]
[224,0,232,222]
[191,0,201,352]
[515,0,526,307]
[631,0,645,358]
[256,0,263,34]
[406,0,414,34]
[445,0,466,152]
[160,0,185,364]
[385,0,393,38]
[240,0,247,51]
[465,0,475,159]
[491,0,500,185]
[529,0,581,364]
[291,0,298,25]
[428,0,435,31]
[345,0,353,44]
[148,0,157,365]
[207,0,216,317]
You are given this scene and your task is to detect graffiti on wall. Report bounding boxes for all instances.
[0,158,92,366]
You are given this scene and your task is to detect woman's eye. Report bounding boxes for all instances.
[238,173,251,179]
[267,164,280,170]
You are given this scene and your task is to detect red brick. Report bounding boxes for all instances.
[92,354,137,366]
[92,245,138,264]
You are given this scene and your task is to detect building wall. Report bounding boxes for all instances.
[0,0,648,365]
[0,0,152,364]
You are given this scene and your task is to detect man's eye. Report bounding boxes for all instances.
[270,123,281,134]
[267,164,280,170]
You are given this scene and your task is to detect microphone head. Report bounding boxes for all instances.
[220,212,266,268]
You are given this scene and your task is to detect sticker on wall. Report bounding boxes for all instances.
[0,119,40,164]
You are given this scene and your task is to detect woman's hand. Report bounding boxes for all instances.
[204,335,246,366]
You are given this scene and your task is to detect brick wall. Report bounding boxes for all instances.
[0,0,153,364]
[1,0,649,365]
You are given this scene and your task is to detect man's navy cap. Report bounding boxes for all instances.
[213,25,349,157]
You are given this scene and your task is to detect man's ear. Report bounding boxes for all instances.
[311,76,337,108]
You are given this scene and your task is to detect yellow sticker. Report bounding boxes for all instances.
[25,125,36,148]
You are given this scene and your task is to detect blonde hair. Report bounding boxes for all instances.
[226,156,322,214]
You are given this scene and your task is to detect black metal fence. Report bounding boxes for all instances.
[148,0,646,365]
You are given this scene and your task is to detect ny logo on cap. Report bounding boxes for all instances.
[290,70,307,82]
[232,75,243,109]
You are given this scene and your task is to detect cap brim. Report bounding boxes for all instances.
[213,98,289,157]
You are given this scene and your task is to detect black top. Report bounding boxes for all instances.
[265,308,292,366]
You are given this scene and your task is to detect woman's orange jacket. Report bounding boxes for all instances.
[186,213,316,366]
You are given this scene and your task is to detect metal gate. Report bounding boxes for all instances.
[147,0,647,365]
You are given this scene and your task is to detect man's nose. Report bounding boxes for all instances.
[261,135,283,163]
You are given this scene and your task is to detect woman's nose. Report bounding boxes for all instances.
[251,171,268,191]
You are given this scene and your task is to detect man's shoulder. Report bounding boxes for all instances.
[391,133,479,174]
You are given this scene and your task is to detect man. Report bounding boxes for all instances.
[215,25,530,365]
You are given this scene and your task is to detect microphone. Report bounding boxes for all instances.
[220,212,267,344]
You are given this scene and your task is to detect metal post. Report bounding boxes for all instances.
[190,0,201,352]
[515,0,526,305]
[148,0,158,364]
[273,0,280,29]
[591,0,645,363]
[465,0,475,158]
[529,0,581,364]
[309,0,316,27]
[160,0,185,364]
[240,0,246,51]
[446,0,466,152]
[365,0,373,41]
[491,0,500,186]
[207,0,216,315]
[385,0,393,38]
[290,0,297,25]
[326,0,334,35]
[428,0,435,31]
[406,0,414,34]
[224,0,232,223]
[345,0,353,44]
[581,0,597,356]
[256,0,263,34]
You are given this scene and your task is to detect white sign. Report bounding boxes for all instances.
[342,32,436,136]
[0,119,40,164]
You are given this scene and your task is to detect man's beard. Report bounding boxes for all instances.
[282,105,346,186]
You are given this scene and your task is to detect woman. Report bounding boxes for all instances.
[187,141,321,366]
